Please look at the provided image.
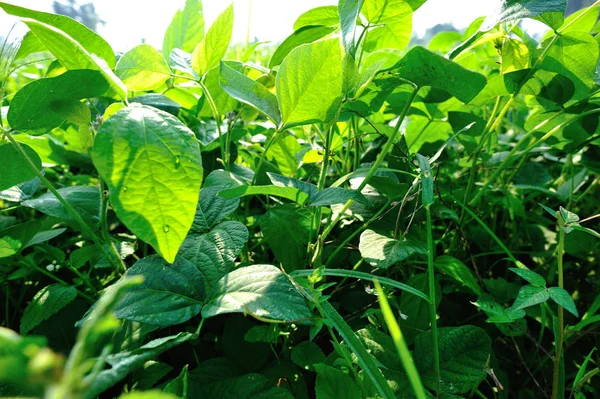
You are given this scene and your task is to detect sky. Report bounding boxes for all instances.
[1,0,549,53]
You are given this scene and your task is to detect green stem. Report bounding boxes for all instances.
[313,86,419,263]
[426,206,440,396]
[552,215,566,399]
[252,128,280,185]
[3,129,122,272]
[22,257,94,303]
[198,80,226,168]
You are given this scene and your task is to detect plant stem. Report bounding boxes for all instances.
[426,205,441,396]
[552,214,566,399]
[198,80,226,169]
[252,128,280,185]
[3,129,123,272]
[313,85,419,263]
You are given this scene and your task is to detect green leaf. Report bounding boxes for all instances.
[480,0,566,31]
[415,326,492,394]
[501,37,530,73]
[191,186,240,232]
[163,0,205,58]
[260,205,312,271]
[314,364,362,399]
[202,264,312,321]
[362,0,412,24]
[92,105,203,263]
[548,287,579,317]
[0,221,40,258]
[86,332,195,398]
[359,229,427,269]
[339,0,364,57]
[291,341,326,371]
[192,4,234,77]
[559,206,580,225]
[116,44,171,91]
[0,1,116,66]
[416,154,434,207]
[219,185,310,204]
[112,256,205,326]
[570,225,600,239]
[539,32,598,100]
[118,391,180,399]
[473,300,526,323]
[276,38,343,128]
[509,267,546,287]
[20,284,77,335]
[511,285,550,312]
[177,221,248,292]
[435,256,483,296]
[294,6,339,30]
[219,61,281,125]
[269,25,336,68]
[164,365,189,398]
[7,70,109,132]
[389,46,487,103]
[309,187,368,206]
[22,186,101,228]
[20,20,126,100]
[268,172,319,199]
[572,347,596,391]
[399,273,441,344]
[363,17,413,53]
[0,143,41,191]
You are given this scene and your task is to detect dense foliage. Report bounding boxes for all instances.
[1,0,599,398]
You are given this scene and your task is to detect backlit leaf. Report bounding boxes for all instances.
[359,229,427,269]
[116,44,171,91]
[163,0,205,58]
[192,4,234,77]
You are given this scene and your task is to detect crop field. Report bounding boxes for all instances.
[0,0,599,398]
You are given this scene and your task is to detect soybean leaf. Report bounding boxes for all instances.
[20,20,126,99]
[0,1,116,66]
[339,0,364,57]
[191,186,240,232]
[118,392,179,399]
[20,284,77,335]
[7,70,109,132]
[260,205,312,271]
[362,0,412,24]
[548,287,579,317]
[169,48,199,80]
[415,326,492,394]
[219,61,281,125]
[164,365,189,397]
[269,26,336,68]
[219,185,310,205]
[0,143,41,191]
[294,6,339,30]
[435,256,483,296]
[163,0,204,58]
[291,341,326,371]
[474,300,526,323]
[22,228,67,249]
[177,221,249,291]
[268,172,319,199]
[314,364,362,399]
[92,105,203,263]
[389,46,487,103]
[309,187,368,206]
[276,38,343,128]
[0,221,40,258]
[192,4,234,77]
[570,225,600,239]
[363,17,413,53]
[539,32,598,100]
[116,44,171,91]
[359,229,427,269]
[480,0,567,31]
[86,332,195,398]
[202,264,312,321]
[509,267,546,287]
[511,285,550,312]
[111,256,205,327]
[399,273,442,344]
[22,186,101,228]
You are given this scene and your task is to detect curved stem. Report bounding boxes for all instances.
[3,129,123,272]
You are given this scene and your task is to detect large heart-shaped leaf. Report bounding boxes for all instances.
[191,186,240,233]
[92,105,203,263]
[116,44,171,91]
[0,143,41,191]
[359,230,427,269]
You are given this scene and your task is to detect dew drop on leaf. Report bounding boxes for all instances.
[174,156,181,169]
[122,186,128,192]
[163,224,170,233]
